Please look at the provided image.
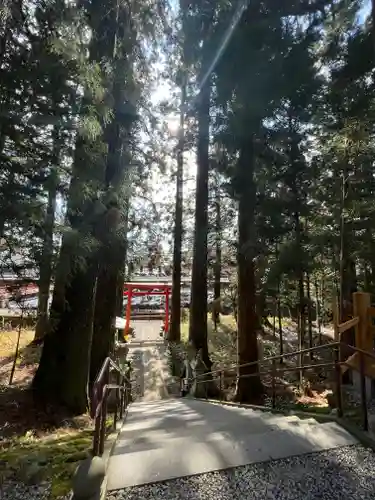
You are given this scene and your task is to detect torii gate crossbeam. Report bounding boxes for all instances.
[123,282,172,337]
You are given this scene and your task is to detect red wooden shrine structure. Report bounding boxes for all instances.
[123,282,172,335]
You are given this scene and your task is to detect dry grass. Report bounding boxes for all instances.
[0,329,40,386]
[0,329,35,357]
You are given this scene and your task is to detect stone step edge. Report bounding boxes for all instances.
[192,397,337,424]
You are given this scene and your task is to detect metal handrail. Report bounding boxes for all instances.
[91,357,130,417]
[94,356,130,387]
[192,341,375,433]
[91,356,132,456]
[195,342,340,380]
[345,344,375,361]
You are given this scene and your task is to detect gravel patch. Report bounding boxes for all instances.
[1,481,71,500]
[107,444,375,500]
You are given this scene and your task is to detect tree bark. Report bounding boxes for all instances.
[169,81,186,343]
[189,75,211,370]
[34,177,56,342]
[32,0,132,414]
[34,125,60,342]
[277,293,283,362]
[32,242,98,414]
[32,112,101,413]
[306,271,313,360]
[338,164,357,376]
[90,234,125,385]
[90,21,134,382]
[212,172,221,330]
[294,207,305,386]
[235,137,263,403]
[314,277,322,344]
[276,243,283,361]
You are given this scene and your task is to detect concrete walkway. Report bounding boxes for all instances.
[107,399,358,491]
[127,319,172,402]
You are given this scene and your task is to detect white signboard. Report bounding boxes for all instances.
[115,316,126,329]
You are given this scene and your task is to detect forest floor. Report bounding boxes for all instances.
[0,330,95,499]
[181,315,336,413]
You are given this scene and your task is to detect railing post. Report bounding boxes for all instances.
[91,386,97,420]
[359,350,369,431]
[125,375,131,408]
[353,292,371,351]
[113,371,120,430]
[271,358,276,409]
[334,345,343,418]
[93,410,101,456]
[99,389,108,456]
[91,357,132,458]
[119,375,124,420]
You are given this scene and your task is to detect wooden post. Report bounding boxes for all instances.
[124,286,132,336]
[332,295,339,341]
[164,287,169,333]
[352,292,373,400]
[353,292,371,351]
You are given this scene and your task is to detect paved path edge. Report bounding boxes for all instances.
[195,397,375,450]
[71,408,130,500]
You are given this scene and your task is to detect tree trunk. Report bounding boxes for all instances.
[235,137,263,403]
[189,75,211,370]
[115,204,129,320]
[90,238,124,385]
[277,293,283,362]
[169,81,186,343]
[306,271,313,359]
[32,246,98,414]
[212,172,221,330]
[90,34,134,382]
[32,123,101,414]
[34,180,56,342]
[276,244,283,361]
[293,205,305,386]
[34,126,59,342]
[315,277,322,344]
[338,168,357,376]
[32,0,125,414]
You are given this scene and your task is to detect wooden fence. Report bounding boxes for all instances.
[334,292,375,378]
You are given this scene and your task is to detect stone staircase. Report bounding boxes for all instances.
[127,341,178,402]
[105,398,373,497]
[104,321,375,499]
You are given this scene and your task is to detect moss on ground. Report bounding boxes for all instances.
[0,429,93,498]
[0,409,116,499]
[0,329,123,497]
[288,401,331,414]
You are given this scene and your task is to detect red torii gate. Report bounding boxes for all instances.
[123,282,172,336]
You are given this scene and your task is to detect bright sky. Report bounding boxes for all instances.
[359,1,371,21]
[145,44,198,254]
